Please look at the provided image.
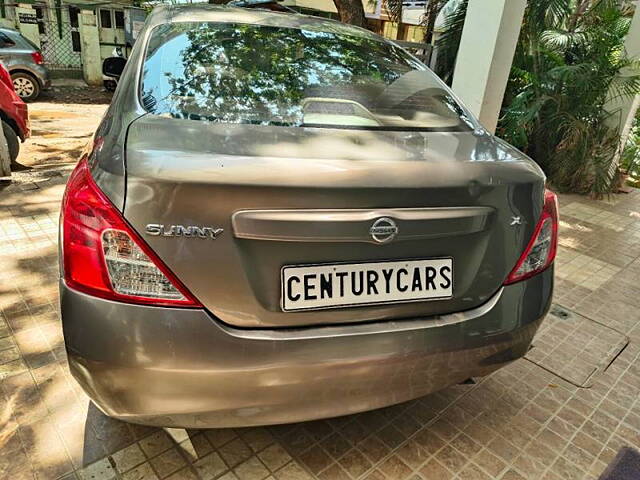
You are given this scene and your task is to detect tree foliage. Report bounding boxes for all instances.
[621,113,640,186]
[432,0,467,84]
[422,0,448,43]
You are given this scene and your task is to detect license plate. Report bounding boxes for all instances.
[281,258,453,312]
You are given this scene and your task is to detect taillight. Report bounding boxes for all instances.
[31,52,44,65]
[61,158,202,307]
[504,189,559,285]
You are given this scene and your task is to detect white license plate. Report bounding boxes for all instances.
[281,258,453,312]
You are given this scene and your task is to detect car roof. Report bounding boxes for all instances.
[144,4,381,41]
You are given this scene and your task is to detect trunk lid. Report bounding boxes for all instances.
[123,115,544,328]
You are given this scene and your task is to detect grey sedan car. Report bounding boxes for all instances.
[0,27,50,101]
[60,5,557,428]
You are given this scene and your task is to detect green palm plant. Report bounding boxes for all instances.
[621,116,640,187]
[502,0,640,195]
[432,0,467,84]
[437,0,640,196]
[434,0,469,85]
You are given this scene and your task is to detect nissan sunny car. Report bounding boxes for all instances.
[59,5,557,428]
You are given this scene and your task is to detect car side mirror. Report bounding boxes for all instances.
[103,57,126,79]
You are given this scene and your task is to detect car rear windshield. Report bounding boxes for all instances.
[20,34,41,52]
[141,21,473,131]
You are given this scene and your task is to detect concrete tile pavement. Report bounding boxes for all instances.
[1,162,640,479]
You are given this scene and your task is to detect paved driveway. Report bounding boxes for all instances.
[1,93,639,480]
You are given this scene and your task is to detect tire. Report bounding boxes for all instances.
[11,72,41,102]
[1,120,19,163]
[104,79,117,92]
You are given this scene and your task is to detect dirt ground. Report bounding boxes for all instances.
[13,86,111,173]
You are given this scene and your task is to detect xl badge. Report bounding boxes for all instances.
[369,217,398,244]
[145,224,224,240]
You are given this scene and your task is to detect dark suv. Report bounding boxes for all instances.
[0,27,50,101]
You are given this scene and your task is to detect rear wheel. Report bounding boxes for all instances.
[11,72,41,102]
[104,79,117,92]
[1,120,19,163]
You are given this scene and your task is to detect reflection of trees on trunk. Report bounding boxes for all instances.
[142,23,423,126]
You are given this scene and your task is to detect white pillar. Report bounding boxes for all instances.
[451,0,526,133]
[79,10,102,86]
[606,4,640,153]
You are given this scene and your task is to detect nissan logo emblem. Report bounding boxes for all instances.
[370,217,398,244]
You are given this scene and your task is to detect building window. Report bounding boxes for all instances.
[99,9,112,28]
[69,6,79,28]
[71,30,81,52]
[114,10,124,29]
[34,6,46,35]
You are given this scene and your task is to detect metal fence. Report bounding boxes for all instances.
[394,40,434,66]
[35,7,82,73]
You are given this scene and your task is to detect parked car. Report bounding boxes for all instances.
[102,47,127,92]
[60,5,557,428]
[0,61,29,164]
[0,27,50,101]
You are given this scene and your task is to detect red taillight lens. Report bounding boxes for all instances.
[61,158,202,307]
[0,65,12,89]
[504,189,559,285]
[31,52,44,65]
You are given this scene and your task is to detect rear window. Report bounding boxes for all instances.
[0,32,15,48]
[140,21,473,131]
[17,32,40,51]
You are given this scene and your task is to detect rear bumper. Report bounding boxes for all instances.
[33,64,50,90]
[61,269,553,428]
